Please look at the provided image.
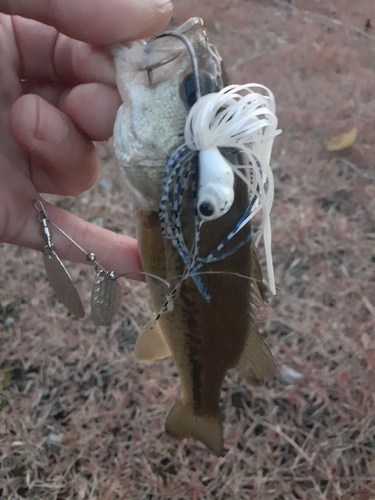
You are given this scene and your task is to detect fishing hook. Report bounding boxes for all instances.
[145,31,202,101]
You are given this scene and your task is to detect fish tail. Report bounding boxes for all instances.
[165,398,223,456]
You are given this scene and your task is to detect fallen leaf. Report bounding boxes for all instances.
[326,128,357,151]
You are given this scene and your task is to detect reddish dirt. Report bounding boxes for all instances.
[1,1,374,498]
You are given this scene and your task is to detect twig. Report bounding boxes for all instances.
[336,157,370,179]
[272,0,375,41]
[263,422,315,465]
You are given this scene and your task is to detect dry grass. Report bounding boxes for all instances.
[1,1,375,498]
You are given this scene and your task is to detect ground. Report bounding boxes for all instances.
[1,1,375,499]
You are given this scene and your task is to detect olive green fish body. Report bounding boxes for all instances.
[113,18,274,455]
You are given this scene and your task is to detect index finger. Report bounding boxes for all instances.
[0,0,172,45]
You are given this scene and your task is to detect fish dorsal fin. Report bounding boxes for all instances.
[135,319,171,361]
[165,398,223,456]
[236,326,275,385]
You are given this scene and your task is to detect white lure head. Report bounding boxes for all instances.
[198,147,235,221]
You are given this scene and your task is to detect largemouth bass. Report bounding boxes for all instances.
[113,17,277,455]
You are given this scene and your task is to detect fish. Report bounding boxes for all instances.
[112,17,277,456]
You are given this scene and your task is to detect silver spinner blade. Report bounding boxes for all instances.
[43,248,85,318]
[91,270,121,326]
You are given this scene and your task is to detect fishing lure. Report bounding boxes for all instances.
[35,200,85,318]
[146,33,279,301]
[35,200,121,325]
[184,83,279,294]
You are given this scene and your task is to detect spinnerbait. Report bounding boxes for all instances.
[34,200,121,325]
[146,34,280,298]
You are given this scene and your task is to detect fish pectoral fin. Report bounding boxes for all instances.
[235,327,275,385]
[134,319,171,361]
[165,398,223,457]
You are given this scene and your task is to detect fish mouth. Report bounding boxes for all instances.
[140,17,222,98]
[139,18,205,72]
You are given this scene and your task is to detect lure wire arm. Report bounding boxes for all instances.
[34,199,54,249]
[34,199,115,277]
[145,31,202,101]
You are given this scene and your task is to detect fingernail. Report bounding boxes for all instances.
[34,100,70,144]
[154,0,173,14]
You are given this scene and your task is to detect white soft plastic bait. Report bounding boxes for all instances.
[185,84,280,294]
[197,147,235,221]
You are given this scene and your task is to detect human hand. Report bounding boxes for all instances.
[0,0,172,275]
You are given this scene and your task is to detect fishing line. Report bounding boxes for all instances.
[117,271,170,288]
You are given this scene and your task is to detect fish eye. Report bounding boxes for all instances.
[180,71,216,108]
[180,73,196,108]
